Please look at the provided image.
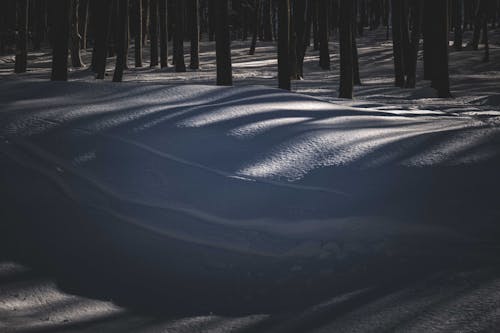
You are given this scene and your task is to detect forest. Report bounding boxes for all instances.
[1,0,500,332]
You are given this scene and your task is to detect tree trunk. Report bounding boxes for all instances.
[71,0,84,68]
[150,0,159,67]
[318,0,330,69]
[93,0,112,79]
[263,0,273,41]
[406,0,422,88]
[453,0,463,50]
[295,0,307,78]
[51,0,70,81]
[423,0,451,97]
[338,0,354,99]
[391,0,405,87]
[249,0,261,55]
[215,0,232,85]
[174,0,186,71]
[190,0,200,69]
[113,0,129,82]
[79,0,89,49]
[15,0,28,74]
[134,0,143,67]
[208,0,215,41]
[278,0,291,90]
[159,0,168,68]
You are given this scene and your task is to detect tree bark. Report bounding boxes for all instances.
[215,0,232,85]
[15,0,28,74]
[338,0,354,99]
[150,0,159,67]
[278,0,291,90]
[174,0,186,71]
[134,0,143,67]
[71,0,84,68]
[159,0,168,68]
[113,0,129,82]
[93,0,112,79]
[51,0,70,81]
[318,0,330,69]
[249,0,261,55]
[190,0,200,69]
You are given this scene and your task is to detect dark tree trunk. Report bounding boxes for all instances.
[482,12,489,61]
[51,0,70,81]
[352,33,361,85]
[174,0,186,71]
[134,0,143,67]
[406,0,422,88]
[215,0,232,85]
[79,0,89,49]
[391,0,405,87]
[318,0,330,69]
[278,0,291,89]
[93,0,112,79]
[32,0,46,51]
[15,0,28,74]
[113,0,129,82]
[142,0,150,44]
[423,0,451,97]
[295,0,307,78]
[71,0,84,68]
[190,0,200,69]
[453,0,463,50]
[263,0,273,41]
[249,0,261,55]
[339,0,354,99]
[159,0,168,68]
[150,0,159,67]
[208,0,215,41]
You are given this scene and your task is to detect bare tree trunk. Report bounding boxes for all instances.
[134,0,143,67]
[215,0,232,85]
[249,0,261,55]
[174,0,186,71]
[159,0,168,68]
[318,0,330,69]
[51,0,70,81]
[339,0,354,99]
[113,0,129,81]
[71,0,84,68]
[150,0,159,67]
[278,0,291,89]
[15,0,28,74]
[190,0,200,69]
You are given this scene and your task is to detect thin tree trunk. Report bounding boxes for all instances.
[94,0,112,79]
[263,0,273,40]
[454,0,463,50]
[406,0,422,88]
[318,0,330,69]
[278,0,291,89]
[51,0,70,81]
[249,0,261,55]
[339,0,354,99]
[113,0,129,81]
[150,0,159,67]
[71,0,84,68]
[15,0,28,74]
[174,0,186,71]
[134,0,143,67]
[391,0,405,87]
[295,0,307,78]
[79,0,89,49]
[159,0,168,68]
[215,0,232,85]
[190,0,200,69]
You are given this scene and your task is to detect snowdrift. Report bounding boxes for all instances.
[1,80,500,309]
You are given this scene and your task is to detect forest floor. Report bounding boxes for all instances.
[1,28,500,332]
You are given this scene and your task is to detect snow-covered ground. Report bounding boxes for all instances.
[1,28,500,332]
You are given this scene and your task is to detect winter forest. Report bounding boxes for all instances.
[1,0,500,332]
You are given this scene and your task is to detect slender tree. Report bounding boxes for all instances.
[318,0,330,70]
[173,0,186,71]
[215,0,232,85]
[71,0,84,68]
[423,0,451,97]
[406,0,423,88]
[15,0,28,74]
[338,0,354,99]
[278,0,291,90]
[51,0,71,81]
[190,0,200,69]
[159,0,168,68]
[150,0,159,67]
[113,0,129,82]
[391,0,405,87]
[249,0,261,55]
[93,0,112,79]
[134,0,143,67]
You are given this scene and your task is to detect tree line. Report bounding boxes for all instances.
[1,0,499,98]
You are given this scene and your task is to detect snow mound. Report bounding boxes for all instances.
[1,81,500,263]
